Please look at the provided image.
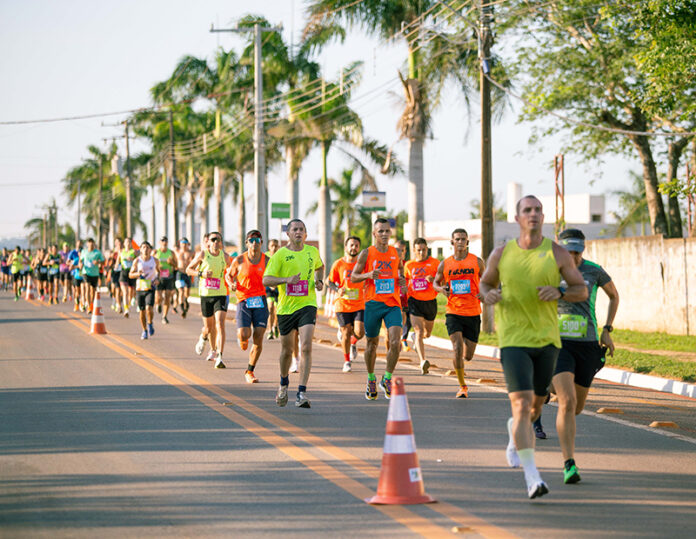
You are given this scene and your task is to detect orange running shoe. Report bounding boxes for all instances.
[244,370,258,384]
[456,385,469,399]
[239,339,249,351]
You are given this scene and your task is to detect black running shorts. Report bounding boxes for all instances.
[200,295,229,318]
[136,289,155,311]
[555,339,606,388]
[278,305,317,336]
[407,297,438,321]
[445,313,481,343]
[336,310,364,327]
[500,345,559,396]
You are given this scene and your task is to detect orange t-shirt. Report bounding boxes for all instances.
[363,245,401,308]
[230,252,267,302]
[329,258,365,313]
[404,257,439,301]
[442,253,481,316]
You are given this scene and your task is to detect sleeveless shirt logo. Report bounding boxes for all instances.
[448,267,475,276]
[376,260,393,270]
[285,255,295,262]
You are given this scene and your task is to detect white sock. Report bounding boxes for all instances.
[518,448,541,484]
[506,417,520,468]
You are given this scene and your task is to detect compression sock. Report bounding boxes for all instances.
[344,353,350,362]
[350,335,358,345]
[280,375,289,387]
[518,448,542,483]
[367,372,376,382]
[298,385,307,396]
[383,371,392,380]
[455,367,466,387]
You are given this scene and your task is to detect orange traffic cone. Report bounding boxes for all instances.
[365,377,436,505]
[25,277,36,300]
[90,291,107,334]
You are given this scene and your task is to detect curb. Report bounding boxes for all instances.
[423,335,695,399]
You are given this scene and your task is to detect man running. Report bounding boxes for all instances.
[32,248,48,301]
[118,237,138,318]
[194,233,211,356]
[108,238,123,313]
[434,229,485,398]
[154,237,177,324]
[1,248,10,292]
[479,195,587,499]
[265,239,281,340]
[350,218,406,400]
[43,244,62,305]
[175,238,194,319]
[227,230,269,384]
[66,241,83,311]
[59,242,71,302]
[328,236,366,373]
[404,237,440,375]
[549,228,619,484]
[186,231,230,369]
[128,241,160,340]
[262,219,324,409]
[79,238,105,312]
[8,246,26,301]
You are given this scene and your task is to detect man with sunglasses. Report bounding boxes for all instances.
[186,232,230,369]
[263,219,324,409]
[226,230,269,384]
[175,237,193,319]
[154,236,178,324]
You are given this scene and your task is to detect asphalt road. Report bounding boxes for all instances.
[1,293,695,538]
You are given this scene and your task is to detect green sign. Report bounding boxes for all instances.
[271,203,291,219]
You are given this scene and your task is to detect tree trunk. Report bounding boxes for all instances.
[161,170,169,239]
[666,138,689,238]
[185,188,195,243]
[108,204,115,247]
[198,176,209,248]
[213,166,224,236]
[408,136,425,249]
[318,141,332,271]
[150,182,156,245]
[238,175,246,253]
[629,135,668,236]
[286,145,300,219]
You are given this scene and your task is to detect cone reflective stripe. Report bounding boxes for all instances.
[25,277,36,300]
[90,291,107,334]
[366,378,436,505]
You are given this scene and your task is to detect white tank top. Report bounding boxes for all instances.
[139,256,157,280]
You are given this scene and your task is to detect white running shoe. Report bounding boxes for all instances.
[342,360,352,373]
[506,417,521,468]
[527,479,549,499]
[196,335,208,356]
[349,343,358,362]
[295,391,311,408]
[276,385,288,407]
[214,354,226,369]
[206,350,216,362]
[289,358,298,373]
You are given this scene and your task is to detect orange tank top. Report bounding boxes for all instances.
[404,257,439,301]
[330,258,365,313]
[364,245,401,308]
[234,253,267,302]
[443,253,481,316]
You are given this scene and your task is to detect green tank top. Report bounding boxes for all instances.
[198,249,227,297]
[495,237,561,348]
[155,249,173,271]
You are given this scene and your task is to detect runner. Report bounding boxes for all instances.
[194,234,211,356]
[128,241,160,340]
[479,195,587,499]
[43,244,62,305]
[262,219,324,409]
[433,228,485,398]
[154,237,178,324]
[79,238,105,312]
[350,218,406,401]
[227,230,269,384]
[328,236,366,373]
[404,237,440,375]
[118,237,138,318]
[108,238,123,313]
[21,249,31,294]
[32,248,48,301]
[186,231,230,369]
[549,228,619,484]
[59,242,71,302]
[265,239,281,340]
[0,248,10,292]
[8,246,26,301]
[394,239,413,351]
[66,241,84,311]
[175,238,193,319]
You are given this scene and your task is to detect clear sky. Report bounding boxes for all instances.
[0,0,641,245]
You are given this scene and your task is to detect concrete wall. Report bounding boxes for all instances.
[585,236,695,336]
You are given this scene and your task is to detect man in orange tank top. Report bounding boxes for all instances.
[226,230,269,384]
[434,229,485,398]
[404,238,441,375]
[327,236,365,373]
[351,218,406,400]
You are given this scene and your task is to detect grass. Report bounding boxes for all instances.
[611,329,696,354]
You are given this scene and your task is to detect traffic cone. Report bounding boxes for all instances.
[25,277,36,300]
[365,377,436,505]
[90,291,107,334]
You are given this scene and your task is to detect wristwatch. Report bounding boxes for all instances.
[557,286,566,298]
[603,325,613,332]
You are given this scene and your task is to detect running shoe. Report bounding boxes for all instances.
[506,417,521,468]
[379,376,392,399]
[244,370,258,384]
[14,295,19,302]
[147,323,155,336]
[456,385,469,398]
[206,350,216,362]
[564,462,581,484]
[162,316,169,325]
[266,332,275,340]
[214,355,226,369]
[349,343,358,362]
[141,330,148,340]
[534,419,547,440]
[365,379,378,400]
[196,335,208,356]
[527,479,549,499]
[276,385,289,407]
[239,339,249,351]
[342,360,352,373]
[402,339,412,352]
[124,308,129,318]
[295,391,311,408]
[289,358,298,373]
[420,359,430,375]
[157,304,162,314]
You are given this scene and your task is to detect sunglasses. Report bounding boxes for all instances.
[247,237,262,244]
[210,237,222,243]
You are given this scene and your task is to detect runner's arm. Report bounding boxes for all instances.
[548,243,588,302]
[600,280,620,356]
[128,259,140,280]
[433,260,448,296]
[349,249,371,283]
[185,252,204,278]
[314,263,325,292]
[476,257,486,300]
[479,246,504,305]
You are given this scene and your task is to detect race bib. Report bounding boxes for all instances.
[558,314,588,338]
[204,277,220,290]
[287,280,308,296]
[160,269,170,278]
[136,278,152,291]
[412,278,429,292]
[342,287,360,300]
[451,279,471,295]
[375,278,395,294]
[122,260,133,269]
[246,295,264,309]
[49,268,59,276]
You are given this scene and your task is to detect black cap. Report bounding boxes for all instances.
[160,236,168,242]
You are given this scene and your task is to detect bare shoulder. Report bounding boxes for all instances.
[551,241,572,267]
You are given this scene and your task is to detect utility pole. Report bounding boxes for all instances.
[169,110,179,243]
[211,21,282,242]
[42,214,47,249]
[53,201,58,244]
[124,120,133,237]
[76,178,81,242]
[98,157,103,250]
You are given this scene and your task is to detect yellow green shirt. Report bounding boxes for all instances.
[495,237,561,348]
[264,245,323,315]
[198,249,227,297]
